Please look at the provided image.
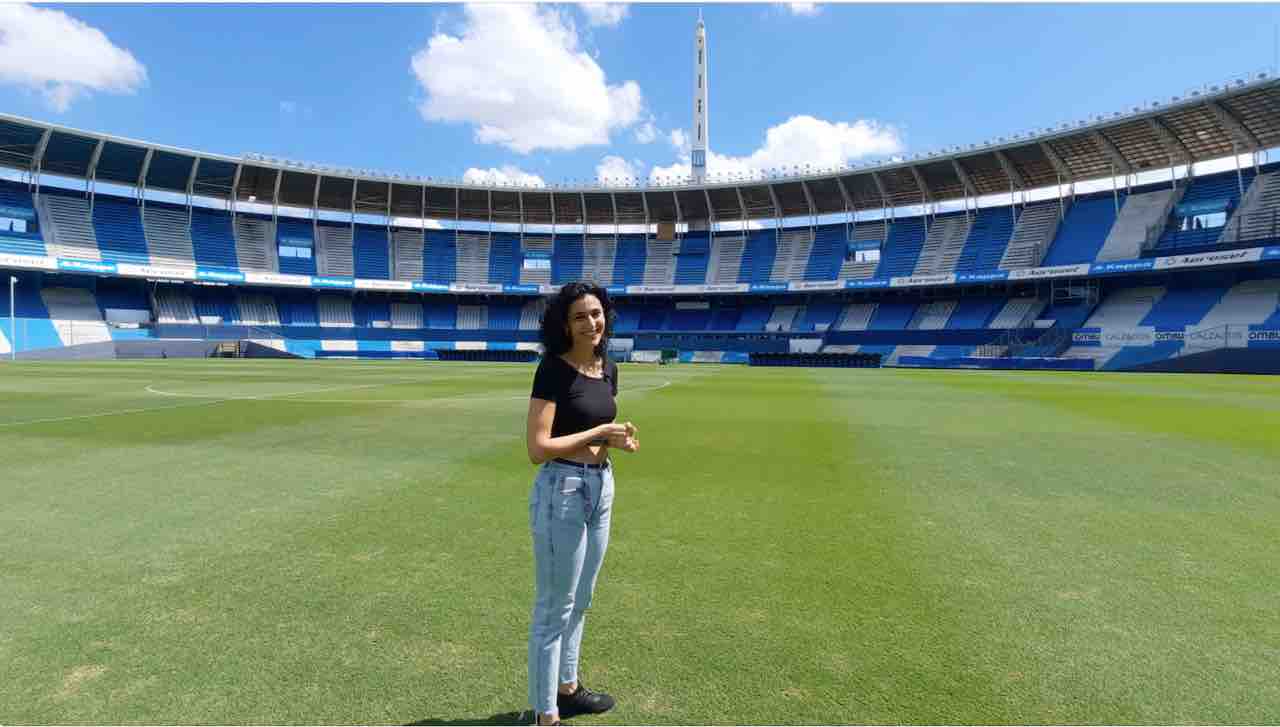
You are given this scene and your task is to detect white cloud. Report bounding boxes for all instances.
[668,128,688,152]
[411,4,644,154]
[580,3,629,28]
[633,120,658,144]
[0,3,146,112]
[785,3,821,16]
[595,155,640,182]
[462,165,546,187]
[649,115,903,183]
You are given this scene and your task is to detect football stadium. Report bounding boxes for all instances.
[2,3,1280,724]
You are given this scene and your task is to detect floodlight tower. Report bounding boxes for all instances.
[691,11,709,185]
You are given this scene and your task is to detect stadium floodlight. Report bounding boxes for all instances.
[8,275,15,361]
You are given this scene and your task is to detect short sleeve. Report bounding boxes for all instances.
[530,356,563,401]
[610,359,618,397]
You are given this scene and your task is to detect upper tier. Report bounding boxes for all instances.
[1,71,1277,223]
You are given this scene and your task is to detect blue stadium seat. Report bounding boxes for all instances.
[424,301,457,328]
[1153,169,1257,253]
[489,233,520,285]
[612,234,647,286]
[91,197,150,265]
[797,301,842,330]
[425,229,456,284]
[675,232,710,284]
[735,304,771,331]
[955,208,1015,273]
[669,307,711,330]
[946,299,1001,328]
[1139,285,1226,328]
[354,226,390,279]
[868,302,916,330]
[710,306,741,329]
[1041,194,1123,266]
[875,218,927,278]
[804,224,846,281]
[488,303,521,329]
[553,234,584,284]
[0,181,46,257]
[738,229,777,284]
[276,218,316,276]
[190,207,239,269]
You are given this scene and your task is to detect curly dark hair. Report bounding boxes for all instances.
[539,281,615,358]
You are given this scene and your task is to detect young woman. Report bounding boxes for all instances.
[525,282,639,726]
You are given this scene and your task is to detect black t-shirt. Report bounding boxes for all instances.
[530,355,618,438]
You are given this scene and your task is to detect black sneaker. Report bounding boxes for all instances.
[556,684,616,717]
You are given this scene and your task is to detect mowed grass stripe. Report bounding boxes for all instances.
[0,363,1277,723]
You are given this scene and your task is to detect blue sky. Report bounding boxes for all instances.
[1,2,1278,188]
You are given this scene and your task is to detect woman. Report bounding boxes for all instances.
[526,281,639,726]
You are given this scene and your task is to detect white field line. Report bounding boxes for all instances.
[143,381,406,400]
[140,379,676,405]
[0,381,406,429]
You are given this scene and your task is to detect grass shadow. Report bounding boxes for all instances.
[407,709,530,726]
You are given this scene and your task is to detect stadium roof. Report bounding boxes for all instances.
[2,71,1278,225]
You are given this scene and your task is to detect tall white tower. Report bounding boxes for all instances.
[691,12,709,184]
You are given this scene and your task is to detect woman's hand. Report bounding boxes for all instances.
[605,421,639,453]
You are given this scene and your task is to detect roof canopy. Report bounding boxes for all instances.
[2,72,1277,224]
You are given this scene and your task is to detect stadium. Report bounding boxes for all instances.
[2,3,1280,724]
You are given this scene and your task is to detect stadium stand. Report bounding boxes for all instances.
[190,207,239,270]
[1221,170,1280,244]
[707,233,744,284]
[354,226,390,280]
[391,302,424,329]
[455,231,490,284]
[674,232,710,284]
[1096,188,1182,261]
[956,208,1015,274]
[1040,194,1122,266]
[141,201,197,268]
[91,196,150,265]
[613,234,648,286]
[738,229,776,284]
[316,223,355,277]
[875,218,926,278]
[424,229,456,284]
[835,303,876,330]
[804,225,846,281]
[489,232,521,286]
[0,182,46,257]
[520,235,553,286]
[765,304,801,332]
[277,218,316,276]
[582,236,617,285]
[1000,202,1059,270]
[642,237,676,284]
[38,190,101,261]
[234,213,277,273]
[393,228,425,282]
[318,295,354,327]
[912,212,971,276]
[770,228,812,282]
[553,234,584,285]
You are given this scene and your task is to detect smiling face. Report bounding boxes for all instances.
[564,293,605,351]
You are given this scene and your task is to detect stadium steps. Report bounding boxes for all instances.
[989,297,1045,328]
[519,236,553,286]
[40,286,112,346]
[766,228,808,281]
[141,204,197,268]
[519,299,545,330]
[151,287,198,324]
[236,293,281,326]
[839,220,887,280]
[393,228,425,281]
[642,238,676,285]
[765,304,801,332]
[1196,278,1280,328]
[316,224,355,277]
[804,225,845,281]
[707,234,745,284]
[1096,187,1182,261]
[38,193,101,261]
[907,300,957,330]
[1222,170,1280,244]
[390,302,424,329]
[92,197,150,265]
[233,215,277,273]
[915,214,972,275]
[583,236,616,286]
[318,295,354,327]
[456,304,488,330]
[1064,286,1166,367]
[835,303,877,330]
[1000,202,1061,270]
[888,344,935,363]
[354,226,391,280]
[455,232,490,284]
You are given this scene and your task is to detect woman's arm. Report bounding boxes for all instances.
[526,398,631,464]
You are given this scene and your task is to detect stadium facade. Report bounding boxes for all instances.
[2,71,1280,371]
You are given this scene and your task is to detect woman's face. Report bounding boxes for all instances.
[565,294,606,350]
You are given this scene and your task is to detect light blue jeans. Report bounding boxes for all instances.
[527,459,614,716]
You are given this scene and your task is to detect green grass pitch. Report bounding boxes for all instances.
[1,360,1278,724]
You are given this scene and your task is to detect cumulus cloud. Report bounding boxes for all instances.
[580,3,629,28]
[649,115,903,183]
[633,120,658,144]
[0,3,147,112]
[785,3,821,16]
[669,128,688,152]
[595,155,641,182]
[462,165,546,187]
[411,4,644,154]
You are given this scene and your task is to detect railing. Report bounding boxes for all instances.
[1218,208,1280,245]
[975,325,1073,358]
